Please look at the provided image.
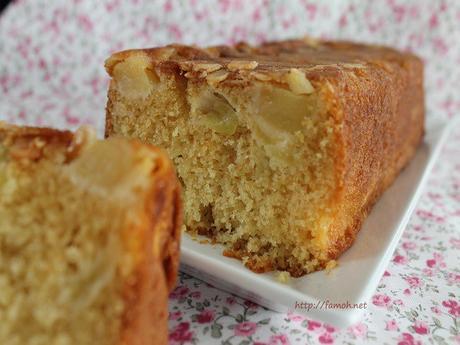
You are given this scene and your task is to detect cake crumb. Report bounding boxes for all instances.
[276,271,291,284]
[325,260,338,274]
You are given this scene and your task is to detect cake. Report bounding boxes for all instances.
[104,38,424,277]
[0,123,182,345]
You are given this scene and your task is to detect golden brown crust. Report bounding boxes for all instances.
[105,38,421,88]
[0,122,99,164]
[105,82,115,138]
[324,51,424,261]
[120,142,182,345]
[0,122,75,161]
[0,123,182,345]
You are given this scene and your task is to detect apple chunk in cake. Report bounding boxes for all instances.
[105,39,424,276]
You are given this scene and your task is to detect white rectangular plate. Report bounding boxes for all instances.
[179,118,451,328]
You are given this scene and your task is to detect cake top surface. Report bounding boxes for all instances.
[0,123,160,201]
[0,122,94,163]
[106,38,421,83]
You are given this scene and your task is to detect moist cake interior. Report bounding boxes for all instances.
[0,131,156,345]
[107,53,339,276]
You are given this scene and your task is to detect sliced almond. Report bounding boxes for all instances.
[206,69,229,84]
[193,63,222,73]
[227,60,258,71]
[251,72,272,81]
[155,47,176,61]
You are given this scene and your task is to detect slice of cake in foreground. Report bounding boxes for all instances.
[0,123,182,345]
[105,39,424,277]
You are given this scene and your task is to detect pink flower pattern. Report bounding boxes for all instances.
[268,334,290,345]
[169,322,194,344]
[372,294,392,307]
[307,320,322,331]
[442,300,460,317]
[347,322,368,338]
[318,332,334,344]
[1,0,460,344]
[405,276,423,289]
[385,319,399,331]
[195,309,214,324]
[235,322,258,337]
[412,321,429,335]
[398,332,422,345]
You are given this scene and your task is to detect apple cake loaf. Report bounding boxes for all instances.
[0,123,182,345]
[105,38,424,277]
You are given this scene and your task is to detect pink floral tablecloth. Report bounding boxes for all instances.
[1,1,459,344]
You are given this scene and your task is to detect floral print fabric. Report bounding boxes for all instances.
[0,1,459,344]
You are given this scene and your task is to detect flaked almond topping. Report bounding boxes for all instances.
[304,64,335,71]
[341,63,366,69]
[33,137,46,149]
[206,69,229,84]
[251,72,272,81]
[155,47,176,61]
[285,68,315,95]
[178,62,193,72]
[227,60,258,71]
[302,36,320,47]
[193,63,222,73]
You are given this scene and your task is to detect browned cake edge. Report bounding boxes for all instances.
[119,140,182,345]
[323,52,425,263]
[0,123,183,345]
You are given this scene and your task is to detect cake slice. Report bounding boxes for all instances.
[0,123,182,345]
[105,38,424,277]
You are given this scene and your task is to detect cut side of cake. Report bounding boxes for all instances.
[0,123,182,345]
[105,39,424,277]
